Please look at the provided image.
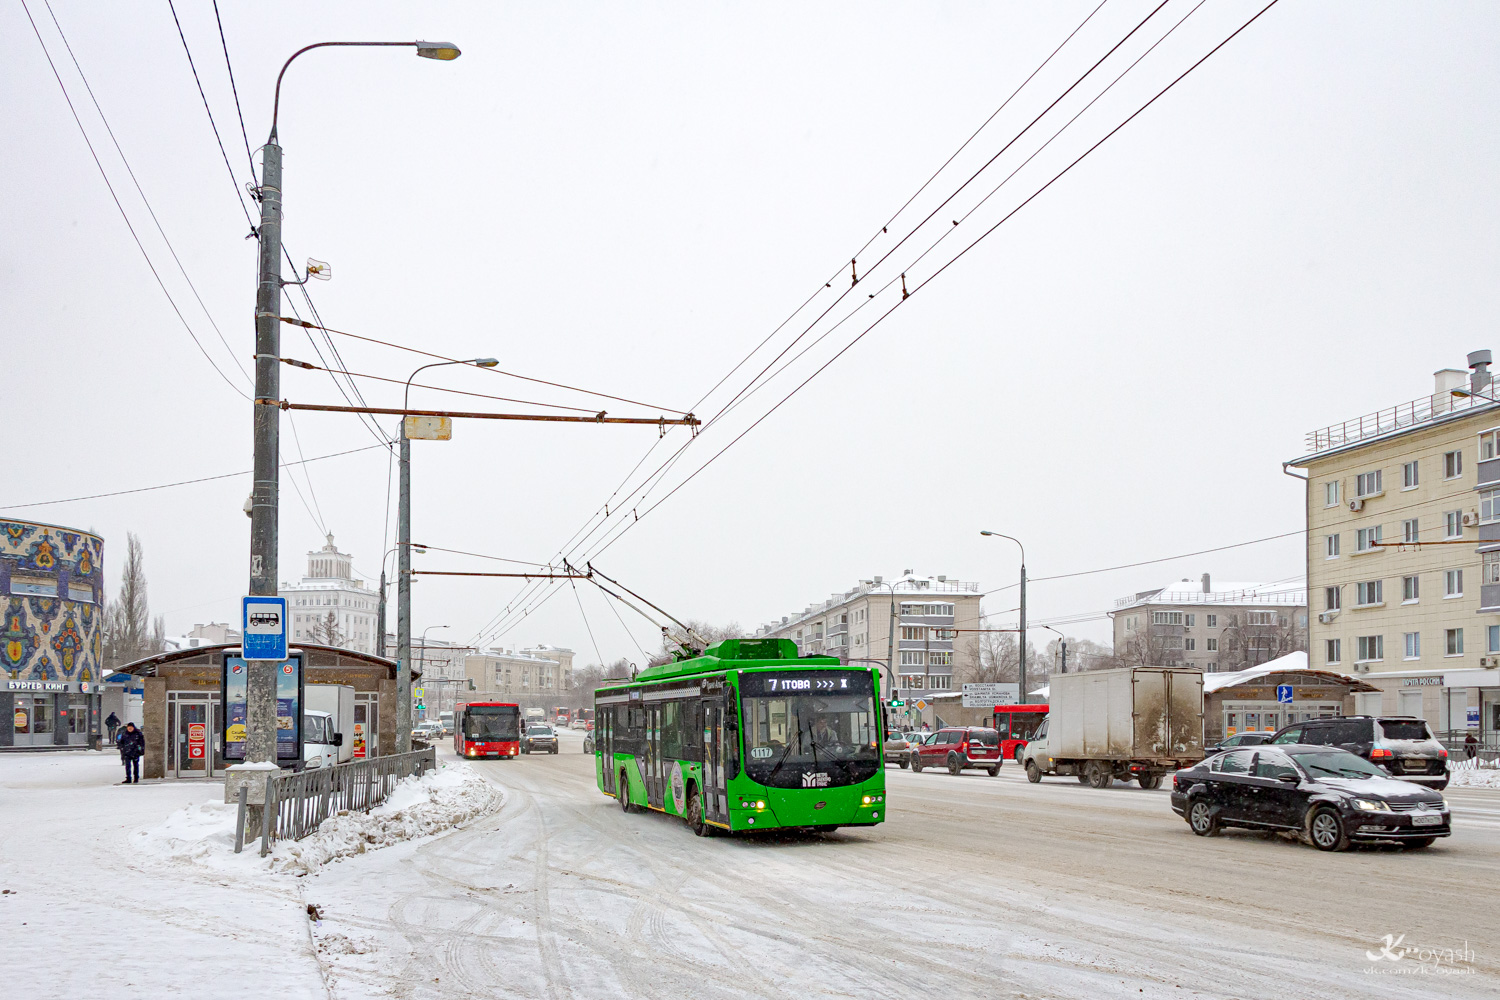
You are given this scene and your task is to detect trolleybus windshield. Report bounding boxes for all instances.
[463,706,520,741]
[740,671,879,788]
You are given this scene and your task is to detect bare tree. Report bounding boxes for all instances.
[310,611,346,648]
[972,631,1039,684]
[103,533,161,668]
[1043,636,1113,674]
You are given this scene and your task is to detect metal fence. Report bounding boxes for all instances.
[234,747,437,855]
[1436,730,1500,766]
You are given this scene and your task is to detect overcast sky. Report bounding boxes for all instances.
[5,1,1497,665]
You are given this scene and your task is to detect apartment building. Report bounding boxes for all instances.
[280,534,381,654]
[1288,351,1500,735]
[463,646,570,700]
[1110,574,1308,673]
[754,572,984,700]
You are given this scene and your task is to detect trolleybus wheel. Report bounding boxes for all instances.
[619,773,633,814]
[685,785,708,837]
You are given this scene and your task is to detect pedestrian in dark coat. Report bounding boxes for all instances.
[119,723,145,784]
[105,712,120,743]
[1465,732,1480,762]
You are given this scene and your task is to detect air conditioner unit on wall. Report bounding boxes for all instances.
[1481,656,1499,669]
[1463,510,1480,527]
[1348,498,1364,512]
[1317,611,1338,625]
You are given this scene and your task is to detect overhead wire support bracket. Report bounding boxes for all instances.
[411,570,590,580]
[259,399,701,427]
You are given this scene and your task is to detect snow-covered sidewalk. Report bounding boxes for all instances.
[0,750,500,999]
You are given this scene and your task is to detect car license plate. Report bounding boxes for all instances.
[1411,813,1442,827]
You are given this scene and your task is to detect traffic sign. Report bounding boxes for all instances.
[914,699,927,711]
[963,682,1019,707]
[1276,684,1293,704]
[242,596,288,660]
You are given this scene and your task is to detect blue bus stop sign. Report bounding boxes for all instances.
[1276,684,1293,704]
[242,596,288,660]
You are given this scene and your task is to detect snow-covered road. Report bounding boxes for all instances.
[5,737,1496,998]
[302,732,1498,998]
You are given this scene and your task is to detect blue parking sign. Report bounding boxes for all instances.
[242,596,288,660]
[1276,684,1293,704]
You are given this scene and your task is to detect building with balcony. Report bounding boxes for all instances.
[1109,574,1307,673]
[279,534,380,655]
[1287,350,1500,738]
[754,572,983,718]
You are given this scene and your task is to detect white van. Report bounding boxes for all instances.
[302,710,344,769]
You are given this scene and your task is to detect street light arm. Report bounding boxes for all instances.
[979,530,1025,566]
[272,42,417,141]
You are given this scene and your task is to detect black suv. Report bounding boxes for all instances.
[1270,716,1448,790]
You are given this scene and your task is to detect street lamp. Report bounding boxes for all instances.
[396,358,497,753]
[243,37,461,775]
[980,531,1028,704]
[376,542,425,659]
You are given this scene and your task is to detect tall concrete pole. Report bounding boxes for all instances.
[397,426,412,753]
[246,138,283,764]
[1018,562,1028,705]
[376,568,386,659]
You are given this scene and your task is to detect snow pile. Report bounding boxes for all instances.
[270,764,501,874]
[131,798,241,859]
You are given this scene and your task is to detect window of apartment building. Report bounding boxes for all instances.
[838,613,848,624]
[1324,481,1341,507]
[1161,636,1184,650]
[1185,614,1196,627]
[1206,637,1218,651]
[1356,526,1383,552]
[1446,628,1464,656]
[1184,638,1196,651]
[1324,534,1340,558]
[1355,580,1383,606]
[1205,614,1217,628]
[1483,490,1500,524]
[1490,625,1500,654]
[1444,450,1463,480]
[1205,661,1219,672]
[899,650,925,667]
[1402,519,1419,543]
[1404,632,1420,660]
[1325,638,1342,665]
[928,651,952,666]
[928,675,952,690]
[1445,569,1464,598]
[1445,511,1463,539]
[1356,635,1383,662]
[1152,611,1183,626]
[1356,470,1382,497]
[1324,586,1341,611]
[1485,551,1500,586]
[1402,575,1420,603]
[1402,461,1419,489]
[1248,611,1277,625]
[1481,430,1500,460]
[900,626,926,640]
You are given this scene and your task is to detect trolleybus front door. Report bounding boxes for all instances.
[706,703,727,825]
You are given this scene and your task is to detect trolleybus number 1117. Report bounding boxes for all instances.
[764,676,847,692]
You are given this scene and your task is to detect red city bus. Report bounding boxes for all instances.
[993,704,1049,762]
[554,706,571,727]
[454,702,522,758]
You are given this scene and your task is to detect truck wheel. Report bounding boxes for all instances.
[1138,774,1162,790]
[1188,798,1218,836]
[1025,762,1041,783]
[947,754,963,776]
[1087,761,1111,789]
[1076,772,1090,784]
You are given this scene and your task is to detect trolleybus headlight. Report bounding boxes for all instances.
[756,800,766,810]
[862,795,871,805]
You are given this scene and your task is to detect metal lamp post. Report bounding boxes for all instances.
[396,358,497,752]
[376,542,425,659]
[245,39,461,768]
[980,531,1027,704]
[415,624,448,723]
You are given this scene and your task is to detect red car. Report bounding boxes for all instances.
[910,727,1003,776]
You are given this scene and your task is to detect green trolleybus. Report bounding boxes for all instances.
[593,637,887,835]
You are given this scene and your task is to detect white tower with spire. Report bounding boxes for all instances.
[278,534,382,654]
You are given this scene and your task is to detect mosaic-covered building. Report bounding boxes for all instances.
[1,520,105,748]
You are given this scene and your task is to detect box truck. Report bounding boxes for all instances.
[304,683,356,769]
[1023,668,1204,788]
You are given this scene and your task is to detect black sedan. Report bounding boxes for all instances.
[522,724,559,754]
[1170,744,1450,851]
[1203,731,1274,756]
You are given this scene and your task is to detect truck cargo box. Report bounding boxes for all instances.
[1048,667,1203,761]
